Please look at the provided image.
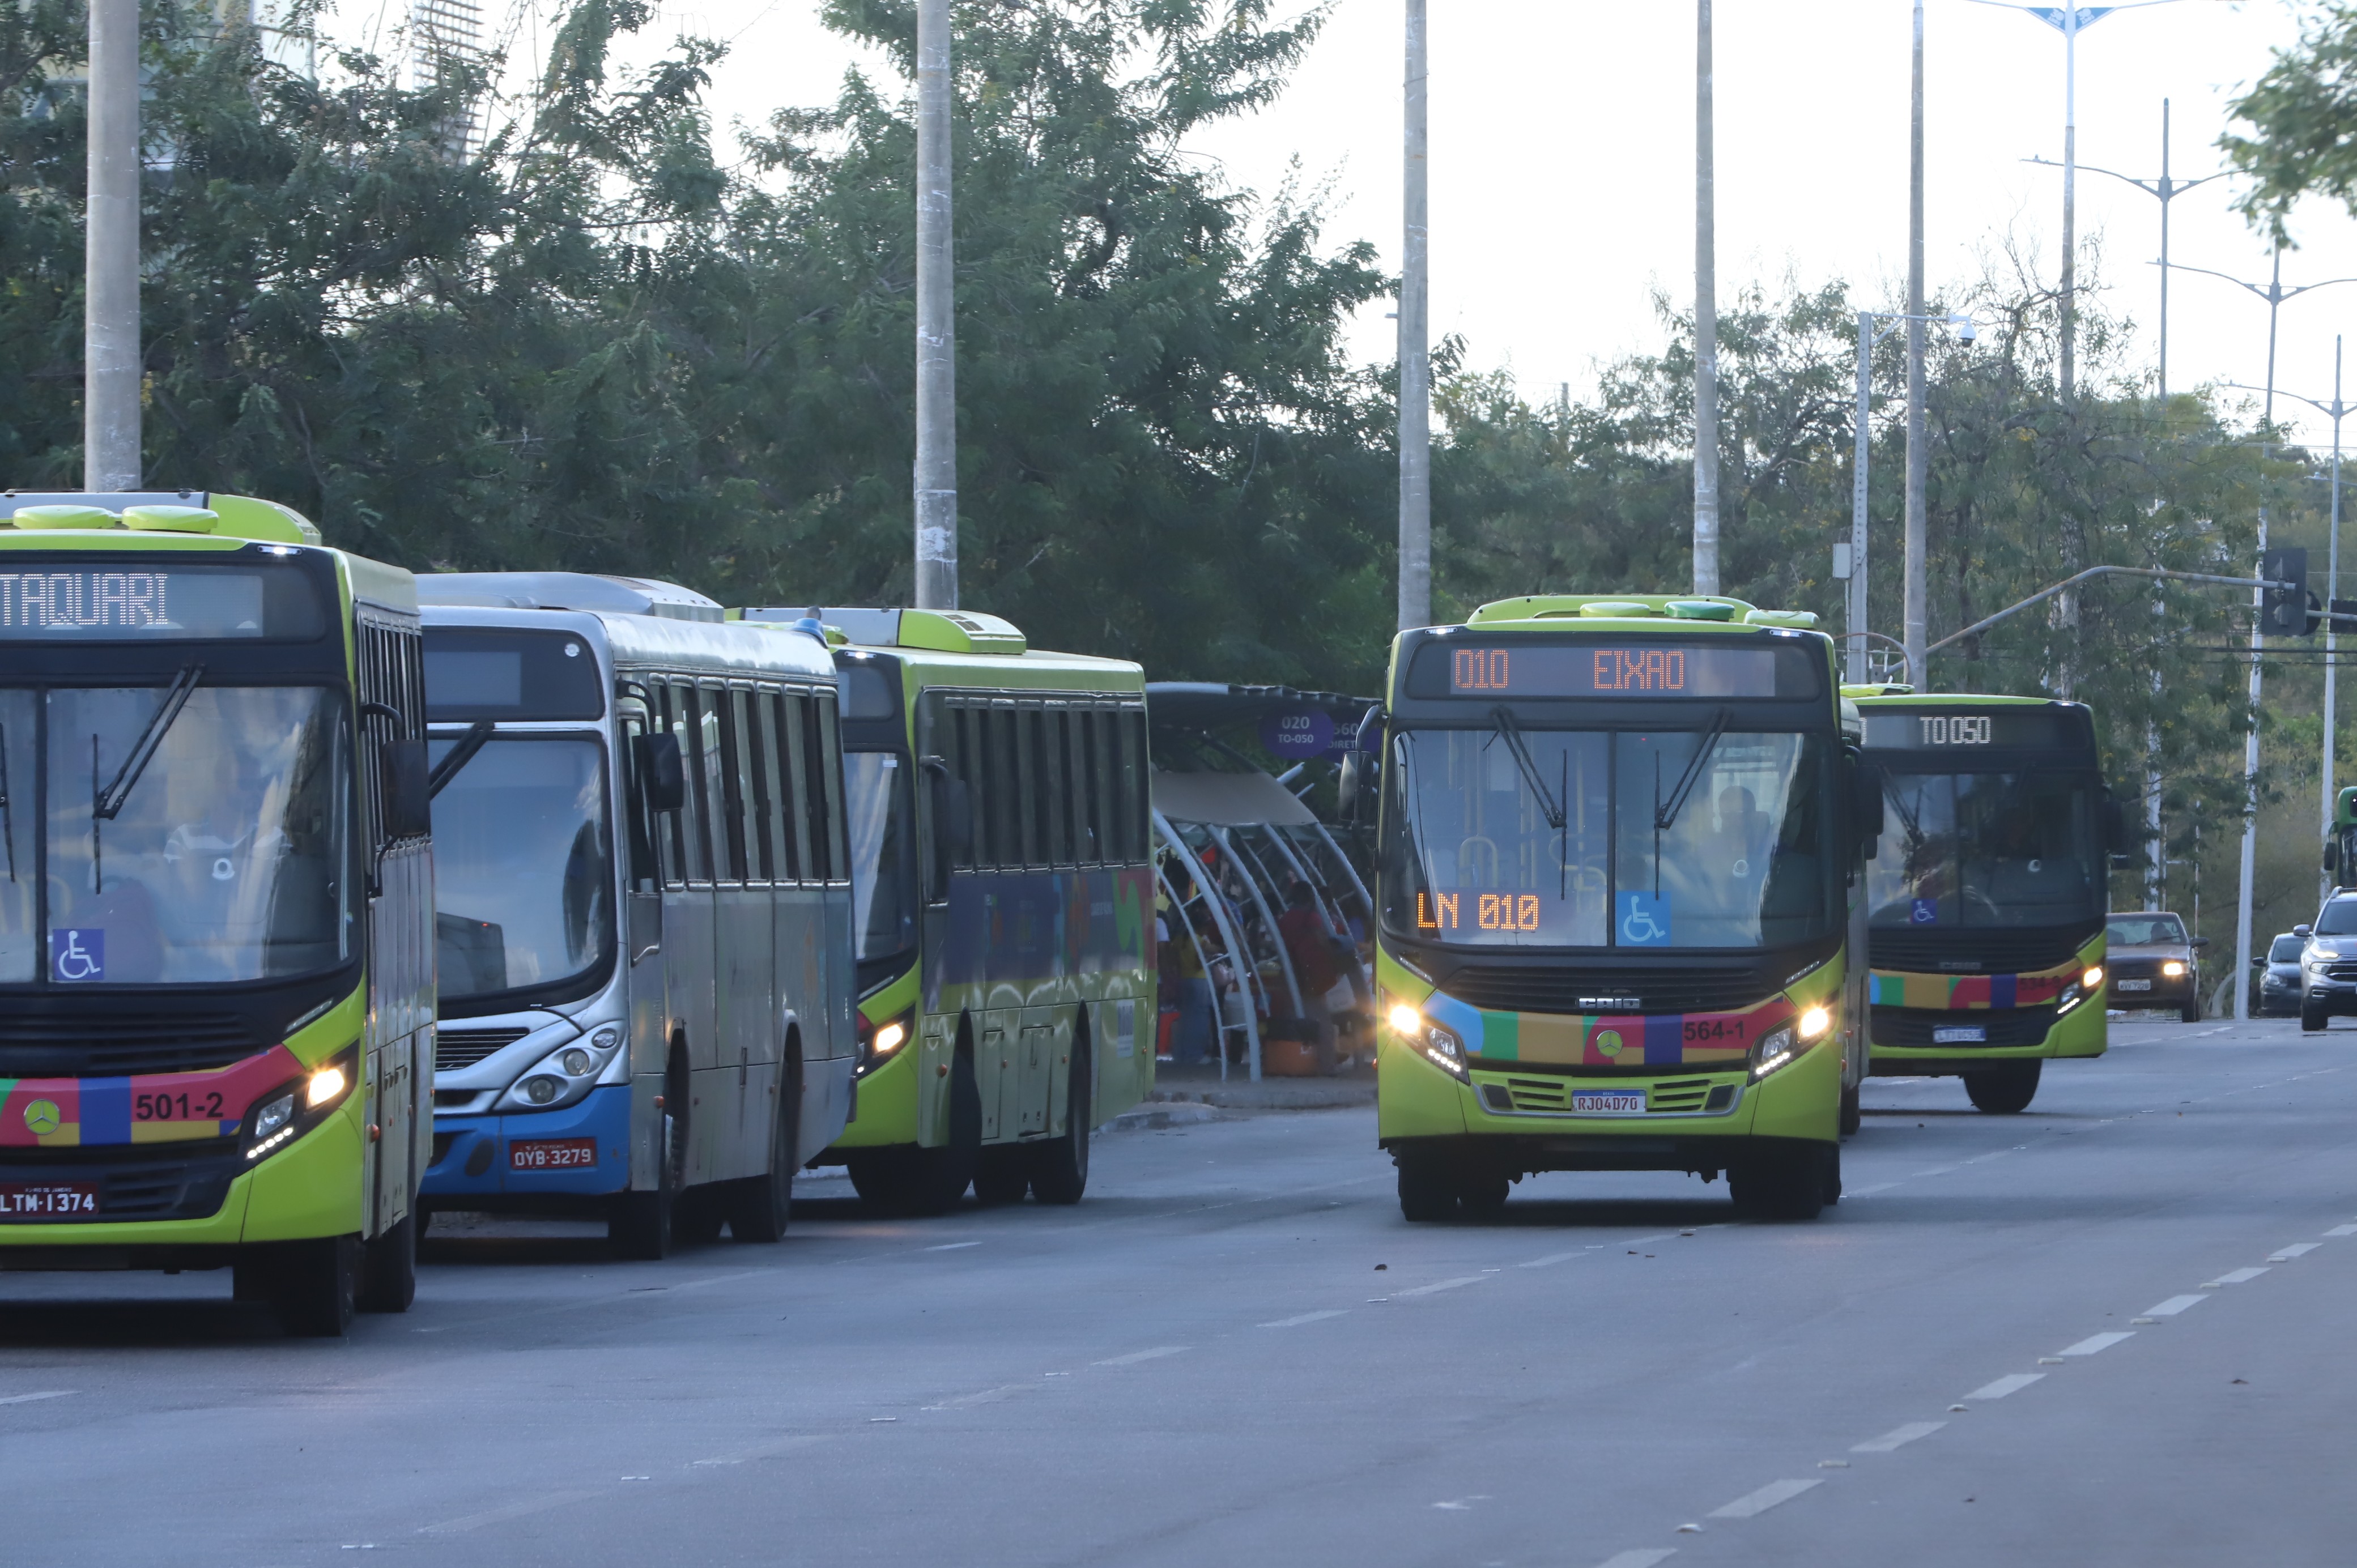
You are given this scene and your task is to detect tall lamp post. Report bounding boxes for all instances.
[2183,248,2357,1017]
[1693,0,1720,596]
[85,0,139,489]
[912,0,957,609]
[1848,308,1975,686]
[1397,0,1431,632]
[1966,1,2182,401]
[2028,97,2224,401]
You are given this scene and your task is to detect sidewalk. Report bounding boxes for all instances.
[1142,1060,1377,1111]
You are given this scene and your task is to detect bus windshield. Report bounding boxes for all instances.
[1381,726,1839,949]
[0,685,351,983]
[1870,770,2103,930]
[844,750,916,963]
[429,735,613,1000]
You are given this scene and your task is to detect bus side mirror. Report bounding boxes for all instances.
[2328,841,2341,874]
[2104,797,2129,857]
[1336,753,1363,822]
[633,732,686,813]
[1339,706,1384,826]
[1849,756,1884,860]
[383,739,431,840]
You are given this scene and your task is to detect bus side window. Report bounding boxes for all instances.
[814,689,848,880]
[1067,709,1094,866]
[1013,705,1044,868]
[713,688,751,884]
[958,702,990,869]
[775,688,814,883]
[677,683,717,885]
[653,684,687,887]
[1094,706,1121,863]
[933,693,973,877]
[989,704,1020,870]
[1118,706,1149,863]
[1037,705,1070,867]
[747,689,781,883]
[622,712,660,893]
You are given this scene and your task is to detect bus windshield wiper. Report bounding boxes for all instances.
[1653,706,1729,831]
[1487,708,1564,830]
[95,664,203,822]
[1884,775,1929,859]
[428,719,497,800]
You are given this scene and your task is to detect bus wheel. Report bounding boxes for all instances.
[356,1212,418,1313]
[1730,1149,1828,1221]
[1396,1153,1457,1222]
[848,1153,913,1209]
[1457,1169,1509,1220]
[973,1148,1031,1205]
[1840,1084,1861,1137]
[256,1236,360,1337]
[1031,1042,1092,1205]
[611,1071,687,1259]
[730,1056,801,1243]
[904,1045,983,1216]
[1963,1060,2041,1114]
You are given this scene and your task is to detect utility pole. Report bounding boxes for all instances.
[1692,0,1720,597]
[1904,0,1929,680]
[84,0,141,491]
[912,0,958,610]
[1397,0,1431,632]
[2035,98,2224,402]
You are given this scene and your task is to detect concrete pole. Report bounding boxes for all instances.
[912,0,958,610]
[1903,0,1929,680]
[2060,6,2078,402]
[2235,248,2283,1022]
[84,0,141,491]
[2158,99,2172,402]
[1691,0,1720,597]
[2322,336,2345,902]
[1849,311,1873,685]
[1397,0,1431,632]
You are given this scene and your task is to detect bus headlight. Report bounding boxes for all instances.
[497,1026,626,1113]
[1748,1025,1801,1080]
[2083,966,2105,990]
[1388,1002,1468,1083]
[244,1045,359,1162]
[1797,1006,1833,1042]
[857,1011,916,1077]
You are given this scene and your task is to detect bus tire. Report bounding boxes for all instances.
[1840,1084,1861,1137]
[904,1040,982,1216]
[972,1148,1031,1205]
[730,1048,801,1243]
[1031,1032,1092,1205]
[1457,1168,1509,1219]
[1396,1153,1457,1222]
[1730,1148,1828,1221]
[1963,1060,2041,1114]
[356,1212,418,1313]
[267,1235,360,1337]
[847,1152,915,1209]
[611,1048,689,1259]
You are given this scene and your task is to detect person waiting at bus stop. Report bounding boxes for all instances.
[1278,881,1345,1071]
[1169,905,1219,1066]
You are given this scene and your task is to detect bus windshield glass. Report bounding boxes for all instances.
[0,685,351,983]
[1871,770,2103,930]
[844,750,916,962]
[429,736,613,1000]
[1381,726,1838,949]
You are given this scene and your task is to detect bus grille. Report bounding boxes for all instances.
[1871,1005,2058,1049]
[0,1143,240,1222]
[1870,927,2095,975]
[0,1012,258,1077]
[1438,964,1771,1016]
[1478,1076,1722,1113]
[1647,1077,1716,1113]
[436,1028,530,1072]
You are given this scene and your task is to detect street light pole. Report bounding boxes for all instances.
[1692,0,1720,597]
[1968,1,2182,400]
[912,0,957,610]
[84,0,140,490]
[1905,0,1929,680]
[1852,308,1972,687]
[1397,0,1431,632]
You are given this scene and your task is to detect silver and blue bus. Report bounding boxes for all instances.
[416,574,855,1257]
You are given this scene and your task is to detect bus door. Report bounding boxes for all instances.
[620,698,675,1169]
[660,679,724,1182]
[712,684,779,1179]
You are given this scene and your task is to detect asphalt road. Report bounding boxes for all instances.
[4,1014,2354,1567]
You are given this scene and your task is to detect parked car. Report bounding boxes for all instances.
[2105,911,2206,1022]
[2299,894,2357,1030]
[2258,931,2306,1017]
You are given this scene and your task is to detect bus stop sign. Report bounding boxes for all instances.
[1261,708,1336,759]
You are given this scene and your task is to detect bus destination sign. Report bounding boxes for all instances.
[1443,642,1789,699]
[0,568,310,641]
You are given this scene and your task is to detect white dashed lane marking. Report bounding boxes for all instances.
[2056,1332,2134,1357]
[1258,1310,1347,1329]
[2205,1267,2269,1286]
[419,1491,597,1536]
[1852,1421,1945,1453]
[1594,1551,1679,1568]
[1964,1373,2045,1401]
[924,1241,981,1252]
[2268,1243,2321,1262]
[2142,1294,2208,1317]
[1707,1478,1822,1519]
[1092,1345,1189,1367]
[924,1386,1030,1410]
[0,1391,74,1407]
[2326,1224,2357,1238]
[1394,1275,1488,1298]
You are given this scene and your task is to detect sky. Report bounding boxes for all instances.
[444,0,2357,449]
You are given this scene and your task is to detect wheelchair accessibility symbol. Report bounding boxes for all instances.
[50,928,104,983]
[1615,890,1671,948]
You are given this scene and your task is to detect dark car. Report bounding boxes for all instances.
[2106,911,2205,1022]
[2299,894,2357,1030]
[2258,932,2305,1018]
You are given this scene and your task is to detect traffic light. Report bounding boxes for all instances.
[2261,546,2312,635]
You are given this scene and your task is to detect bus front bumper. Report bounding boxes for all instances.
[423,1083,633,1207]
[1870,987,2107,1073]
[1376,1022,1840,1175]
[815,1043,920,1158]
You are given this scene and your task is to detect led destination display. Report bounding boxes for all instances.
[1429,640,1815,700]
[0,567,320,640]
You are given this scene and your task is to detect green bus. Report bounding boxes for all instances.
[1362,594,1879,1222]
[0,492,433,1335]
[739,608,1156,1212]
[1853,691,2115,1113]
